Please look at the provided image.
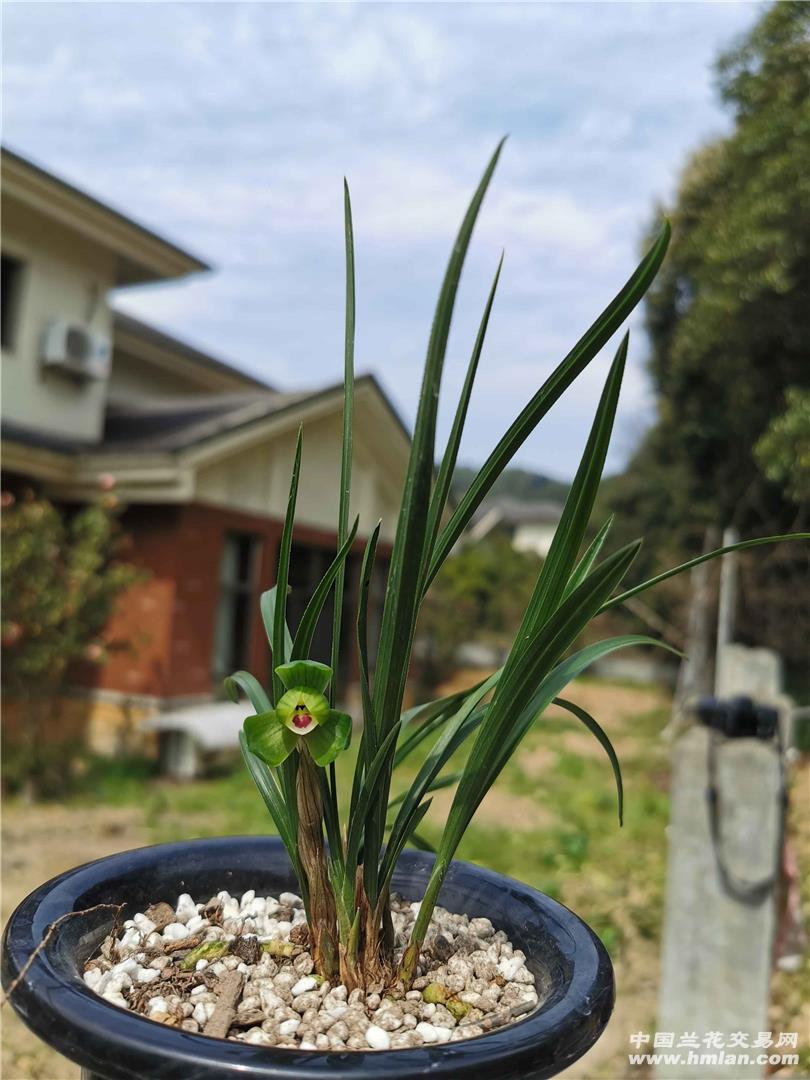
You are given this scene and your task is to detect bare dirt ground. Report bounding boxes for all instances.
[2,807,148,1080]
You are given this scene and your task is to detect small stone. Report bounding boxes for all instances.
[430,933,455,962]
[278,1018,300,1037]
[289,923,310,948]
[373,1010,403,1032]
[175,894,197,924]
[162,923,189,942]
[469,917,494,938]
[231,936,261,966]
[279,892,302,907]
[245,1028,272,1045]
[136,968,160,984]
[365,1025,391,1050]
[133,913,157,935]
[291,976,317,996]
[390,1030,424,1048]
[292,992,321,1015]
[144,902,175,931]
[292,951,314,976]
[415,1021,439,1043]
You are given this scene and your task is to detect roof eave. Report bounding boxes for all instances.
[1,147,210,285]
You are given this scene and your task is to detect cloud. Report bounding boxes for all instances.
[2,1,758,477]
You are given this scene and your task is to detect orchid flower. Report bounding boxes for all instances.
[243,659,352,767]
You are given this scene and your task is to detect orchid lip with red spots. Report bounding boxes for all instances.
[292,712,315,733]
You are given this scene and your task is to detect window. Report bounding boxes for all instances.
[287,542,334,664]
[1,253,25,351]
[211,532,261,682]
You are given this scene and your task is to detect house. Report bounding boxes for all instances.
[1,147,409,753]
[467,496,562,558]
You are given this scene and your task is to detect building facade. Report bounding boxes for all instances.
[1,149,408,749]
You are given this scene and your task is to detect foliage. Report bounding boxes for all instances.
[417,535,543,687]
[1,490,140,692]
[755,386,810,504]
[606,2,810,671]
[230,142,806,989]
[1,488,141,796]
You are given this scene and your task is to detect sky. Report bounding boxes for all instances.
[2,1,761,479]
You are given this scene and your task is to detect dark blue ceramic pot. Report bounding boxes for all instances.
[2,836,613,1079]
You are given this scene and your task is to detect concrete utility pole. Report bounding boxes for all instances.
[657,524,787,1080]
[714,525,739,686]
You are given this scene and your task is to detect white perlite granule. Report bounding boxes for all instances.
[83,889,539,1050]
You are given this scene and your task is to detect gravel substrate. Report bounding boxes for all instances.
[83,889,540,1051]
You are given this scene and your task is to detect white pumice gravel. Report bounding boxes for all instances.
[83,890,539,1050]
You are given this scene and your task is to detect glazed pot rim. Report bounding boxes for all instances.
[2,835,614,1080]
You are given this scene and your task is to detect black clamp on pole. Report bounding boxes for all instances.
[696,696,787,906]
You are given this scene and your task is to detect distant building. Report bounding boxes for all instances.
[467,497,562,558]
[1,148,408,748]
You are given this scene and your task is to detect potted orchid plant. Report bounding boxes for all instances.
[3,142,805,1079]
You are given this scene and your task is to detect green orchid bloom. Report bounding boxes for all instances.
[243,660,352,768]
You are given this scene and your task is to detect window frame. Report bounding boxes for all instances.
[210,531,262,685]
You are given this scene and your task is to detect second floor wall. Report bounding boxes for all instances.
[2,195,115,443]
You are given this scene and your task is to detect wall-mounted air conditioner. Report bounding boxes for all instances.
[41,319,111,381]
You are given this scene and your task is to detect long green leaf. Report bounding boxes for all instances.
[366,139,505,904]
[403,632,677,968]
[424,222,671,591]
[225,670,272,714]
[498,334,628,687]
[443,540,643,857]
[388,772,462,811]
[379,799,434,891]
[272,427,303,704]
[330,180,356,707]
[408,830,437,854]
[345,723,401,875]
[260,586,293,666]
[562,516,614,603]
[554,697,623,825]
[374,138,506,739]
[239,731,306,904]
[291,516,359,660]
[423,253,504,572]
[394,677,489,766]
[381,672,499,886]
[349,522,382,821]
[600,532,810,612]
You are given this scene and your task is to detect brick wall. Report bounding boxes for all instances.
[87,502,386,702]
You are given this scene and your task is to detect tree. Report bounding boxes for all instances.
[608,2,810,676]
[755,386,810,504]
[1,488,141,792]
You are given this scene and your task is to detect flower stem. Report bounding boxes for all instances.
[296,745,339,979]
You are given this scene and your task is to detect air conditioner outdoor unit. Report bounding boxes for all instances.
[41,319,111,381]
